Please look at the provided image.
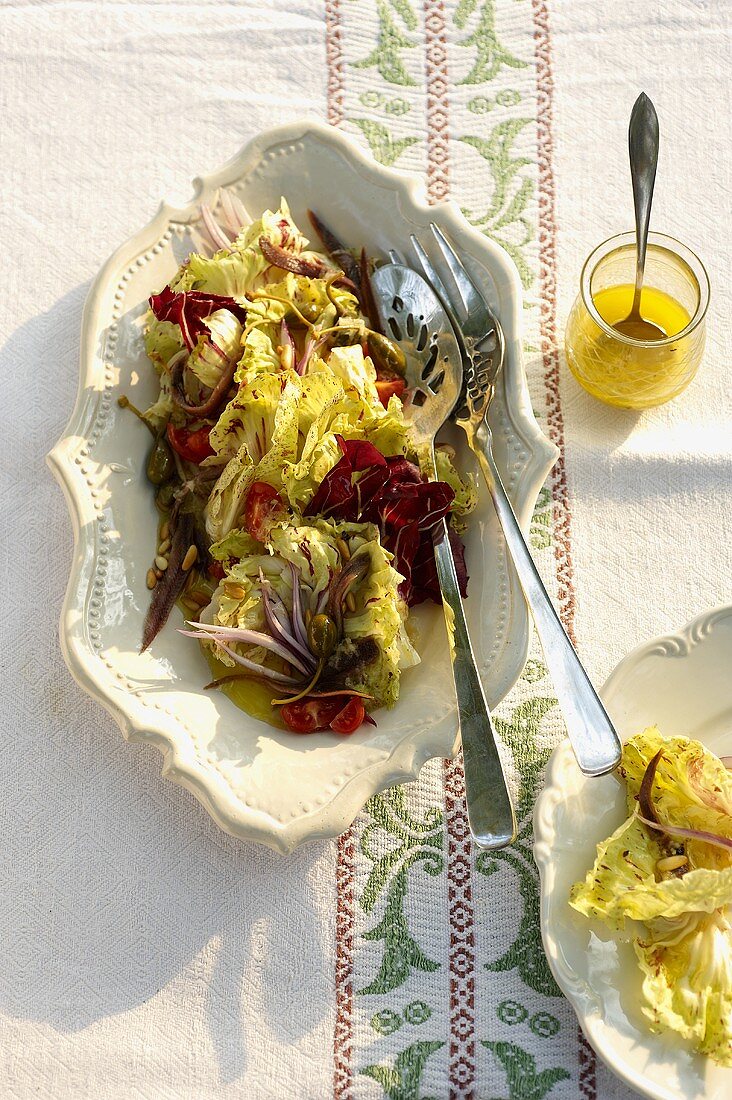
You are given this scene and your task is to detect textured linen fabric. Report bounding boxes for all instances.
[1,2,729,1098]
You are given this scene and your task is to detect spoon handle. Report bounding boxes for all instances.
[629,92,660,313]
[427,450,516,850]
[472,423,622,777]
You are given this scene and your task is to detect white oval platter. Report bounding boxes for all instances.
[49,120,557,853]
[535,605,732,1099]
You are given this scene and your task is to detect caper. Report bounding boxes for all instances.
[307,613,338,659]
[146,436,175,486]
[367,331,406,376]
[297,299,321,324]
[155,482,175,512]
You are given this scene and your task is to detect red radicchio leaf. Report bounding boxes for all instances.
[149,286,247,351]
[306,436,468,605]
[259,236,325,278]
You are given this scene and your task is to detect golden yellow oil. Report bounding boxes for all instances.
[595,284,690,336]
[566,283,695,409]
[204,649,287,729]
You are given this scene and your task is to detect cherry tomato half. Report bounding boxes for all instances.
[330,695,366,734]
[375,378,406,407]
[280,695,367,735]
[280,697,344,734]
[166,423,215,464]
[244,482,285,542]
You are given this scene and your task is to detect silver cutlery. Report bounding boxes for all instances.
[371,260,517,849]
[411,224,622,778]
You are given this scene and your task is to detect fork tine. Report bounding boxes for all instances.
[388,249,402,264]
[430,223,484,317]
[409,234,467,325]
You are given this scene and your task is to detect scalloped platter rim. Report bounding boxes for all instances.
[48,120,557,852]
[534,605,732,1099]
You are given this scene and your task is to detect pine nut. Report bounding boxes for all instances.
[159,521,170,542]
[346,591,356,613]
[656,855,688,873]
[336,537,351,560]
[155,568,163,580]
[181,544,198,571]
[181,596,199,612]
[146,569,157,590]
[158,538,171,555]
[155,555,169,571]
[279,343,294,372]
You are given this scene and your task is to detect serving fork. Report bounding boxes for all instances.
[411,224,622,778]
[371,261,517,849]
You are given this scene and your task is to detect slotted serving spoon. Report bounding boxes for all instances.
[370,260,516,850]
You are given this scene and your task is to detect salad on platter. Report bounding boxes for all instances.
[121,195,476,736]
[570,727,732,1065]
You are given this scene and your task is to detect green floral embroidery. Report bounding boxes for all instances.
[404,1000,432,1025]
[477,695,561,996]
[361,1040,444,1100]
[353,0,417,86]
[372,1008,404,1035]
[530,487,552,551]
[468,89,522,113]
[455,1,528,85]
[349,118,419,168]
[359,788,443,994]
[497,999,529,1026]
[482,1041,570,1100]
[460,121,534,288]
[529,1012,561,1039]
[387,0,417,32]
[521,658,548,684]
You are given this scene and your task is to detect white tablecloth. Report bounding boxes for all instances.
[2,1,730,1097]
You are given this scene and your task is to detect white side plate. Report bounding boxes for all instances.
[535,606,732,1099]
[49,120,557,852]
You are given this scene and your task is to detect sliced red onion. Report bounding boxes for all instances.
[215,644,300,685]
[296,333,316,375]
[260,576,315,669]
[316,587,331,615]
[218,190,242,236]
[289,563,309,650]
[229,192,249,230]
[636,814,732,853]
[200,203,233,252]
[180,622,312,676]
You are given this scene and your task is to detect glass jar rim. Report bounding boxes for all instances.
[580,231,710,347]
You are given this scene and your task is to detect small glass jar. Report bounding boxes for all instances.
[565,232,709,409]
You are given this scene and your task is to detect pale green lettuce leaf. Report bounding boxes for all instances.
[209,528,261,563]
[620,727,732,867]
[322,344,381,408]
[234,325,281,385]
[144,317,184,372]
[204,444,256,544]
[570,730,732,1065]
[434,448,478,533]
[188,308,244,390]
[332,521,419,708]
[636,908,732,1065]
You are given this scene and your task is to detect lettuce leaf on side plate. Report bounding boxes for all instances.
[570,727,732,1065]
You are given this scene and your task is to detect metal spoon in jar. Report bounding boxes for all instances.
[615,92,666,341]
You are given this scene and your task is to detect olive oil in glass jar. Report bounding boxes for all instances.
[565,232,709,409]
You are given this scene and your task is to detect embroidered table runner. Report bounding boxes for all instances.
[3,1,730,1097]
